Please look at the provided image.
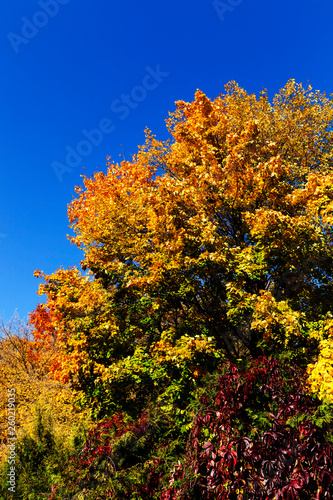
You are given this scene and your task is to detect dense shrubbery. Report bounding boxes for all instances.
[0,409,88,500]
[3,356,332,499]
[166,357,333,499]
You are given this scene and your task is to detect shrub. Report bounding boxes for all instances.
[164,357,333,499]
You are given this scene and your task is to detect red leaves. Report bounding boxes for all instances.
[73,410,153,474]
[167,357,333,499]
[219,444,237,469]
[204,441,213,454]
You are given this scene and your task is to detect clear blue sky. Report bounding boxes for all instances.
[1,0,332,323]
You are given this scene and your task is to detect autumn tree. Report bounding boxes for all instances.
[0,313,91,469]
[30,80,333,414]
[0,313,48,457]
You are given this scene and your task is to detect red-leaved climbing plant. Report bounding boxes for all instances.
[163,357,333,499]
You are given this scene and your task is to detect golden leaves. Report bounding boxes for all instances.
[307,335,333,403]
[251,291,302,344]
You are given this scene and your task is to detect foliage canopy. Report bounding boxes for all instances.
[30,80,333,413]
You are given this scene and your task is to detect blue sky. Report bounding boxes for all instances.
[1,0,332,323]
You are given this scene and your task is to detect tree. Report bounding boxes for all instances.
[0,314,91,469]
[29,80,333,414]
[0,313,49,458]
